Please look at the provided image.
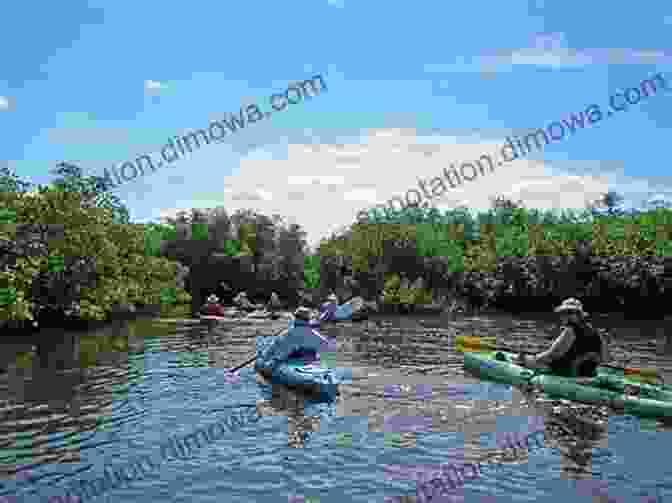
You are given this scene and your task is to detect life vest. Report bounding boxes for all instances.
[261,319,327,368]
[319,302,338,320]
[201,303,226,316]
[549,321,602,377]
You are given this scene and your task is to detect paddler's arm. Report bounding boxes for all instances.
[317,309,330,323]
[598,331,610,362]
[523,328,575,366]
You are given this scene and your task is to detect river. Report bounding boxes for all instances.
[0,311,670,502]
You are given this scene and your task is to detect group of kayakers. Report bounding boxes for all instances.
[218,293,611,382]
[258,297,613,402]
[272,296,611,380]
[201,291,343,371]
[200,290,342,321]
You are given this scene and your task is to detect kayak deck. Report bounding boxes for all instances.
[464,350,672,418]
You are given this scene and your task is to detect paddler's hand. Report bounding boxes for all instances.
[223,371,241,384]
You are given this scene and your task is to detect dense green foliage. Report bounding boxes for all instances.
[303,255,321,289]
[6,158,663,322]
[317,200,672,314]
[0,165,190,328]
[155,207,315,313]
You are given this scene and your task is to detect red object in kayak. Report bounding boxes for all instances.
[201,304,227,316]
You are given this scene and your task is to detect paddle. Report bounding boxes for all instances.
[455,335,662,382]
[229,325,289,373]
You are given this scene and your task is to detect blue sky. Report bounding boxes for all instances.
[2,0,672,245]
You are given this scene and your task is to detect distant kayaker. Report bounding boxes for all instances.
[259,307,330,368]
[318,293,339,322]
[265,292,282,319]
[267,292,281,311]
[234,291,255,312]
[200,294,226,317]
[516,298,610,378]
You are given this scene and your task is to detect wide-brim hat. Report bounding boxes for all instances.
[207,295,219,303]
[294,307,312,321]
[327,293,338,302]
[554,298,587,316]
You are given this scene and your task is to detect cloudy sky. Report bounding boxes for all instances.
[2,1,672,246]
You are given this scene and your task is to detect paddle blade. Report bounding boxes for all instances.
[624,368,660,379]
[456,342,480,353]
[455,335,497,348]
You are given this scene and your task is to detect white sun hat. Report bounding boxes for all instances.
[294,307,312,321]
[554,298,587,316]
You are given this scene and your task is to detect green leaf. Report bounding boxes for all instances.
[47,254,65,272]
[192,223,209,241]
[0,287,17,306]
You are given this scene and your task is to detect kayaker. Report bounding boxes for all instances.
[200,294,226,317]
[266,292,282,311]
[260,307,329,368]
[234,291,255,312]
[265,292,282,319]
[516,298,610,378]
[318,293,339,322]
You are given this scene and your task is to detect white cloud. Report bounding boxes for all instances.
[228,188,273,201]
[144,80,165,92]
[343,187,378,202]
[287,175,345,186]
[145,127,672,246]
[186,129,631,246]
[425,32,672,73]
[0,96,10,110]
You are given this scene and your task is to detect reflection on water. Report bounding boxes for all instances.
[0,312,670,502]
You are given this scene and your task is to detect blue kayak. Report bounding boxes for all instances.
[255,335,347,400]
[319,299,358,322]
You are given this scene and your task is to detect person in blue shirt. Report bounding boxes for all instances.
[318,293,339,322]
[259,307,332,368]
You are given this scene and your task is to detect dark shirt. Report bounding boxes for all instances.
[549,321,603,377]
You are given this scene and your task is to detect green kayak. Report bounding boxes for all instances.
[464,350,672,418]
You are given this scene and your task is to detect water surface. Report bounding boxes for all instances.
[0,313,670,502]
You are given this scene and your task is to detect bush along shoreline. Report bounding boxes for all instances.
[0,164,194,335]
[5,162,672,331]
[317,199,672,320]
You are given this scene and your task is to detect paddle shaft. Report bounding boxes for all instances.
[230,325,288,373]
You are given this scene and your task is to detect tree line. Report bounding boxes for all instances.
[3,158,669,329]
